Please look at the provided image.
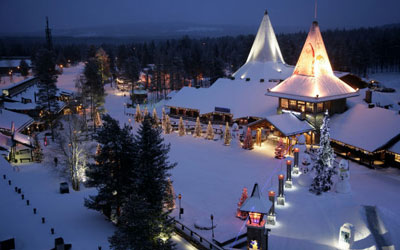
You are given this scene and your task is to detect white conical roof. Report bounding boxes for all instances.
[240,183,270,214]
[233,10,293,81]
[267,21,358,102]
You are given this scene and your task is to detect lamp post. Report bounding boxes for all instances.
[277,175,285,206]
[267,191,276,225]
[285,160,292,188]
[293,147,300,174]
[178,194,182,219]
[211,214,214,239]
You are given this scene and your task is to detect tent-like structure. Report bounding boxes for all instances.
[266,21,358,103]
[233,10,292,82]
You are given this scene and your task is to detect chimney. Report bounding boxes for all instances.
[365,90,372,103]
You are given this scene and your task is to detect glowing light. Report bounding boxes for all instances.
[249,212,262,224]
[268,191,275,197]
[278,174,284,180]
[286,160,292,165]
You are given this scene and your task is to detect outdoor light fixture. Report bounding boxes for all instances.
[293,147,300,174]
[267,191,276,225]
[277,175,285,206]
[285,160,292,188]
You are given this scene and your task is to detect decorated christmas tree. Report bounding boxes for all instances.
[242,127,253,150]
[310,111,336,195]
[275,137,285,159]
[152,108,159,126]
[206,121,214,140]
[135,104,142,123]
[32,134,43,162]
[161,107,166,131]
[194,117,202,137]
[223,122,232,146]
[164,115,172,134]
[178,117,185,136]
[143,107,149,117]
[236,187,248,219]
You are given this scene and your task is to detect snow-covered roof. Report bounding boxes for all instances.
[167,78,278,119]
[0,133,12,151]
[233,10,293,81]
[0,109,33,132]
[330,104,400,152]
[13,132,33,146]
[389,140,400,155]
[265,113,314,136]
[267,21,358,102]
[0,59,31,68]
[240,183,270,214]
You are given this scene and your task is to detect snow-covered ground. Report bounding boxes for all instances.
[1,66,400,249]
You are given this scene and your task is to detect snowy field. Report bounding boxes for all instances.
[1,65,400,249]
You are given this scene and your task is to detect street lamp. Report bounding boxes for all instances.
[178,194,182,219]
[210,214,214,239]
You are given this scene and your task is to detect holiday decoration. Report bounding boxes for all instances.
[336,159,351,194]
[143,107,149,117]
[223,122,232,146]
[194,117,202,137]
[274,137,285,158]
[310,111,336,195]
[178,117,185,136]
[135,104,142,123]
[152,108,159,126]
[242,127,253,149]
[206,121,214,140]
[164,115,172,134]
[236,187,248,220]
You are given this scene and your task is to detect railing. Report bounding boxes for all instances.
[170,216,224,250]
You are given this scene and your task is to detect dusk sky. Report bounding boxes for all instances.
[1,0,400,34]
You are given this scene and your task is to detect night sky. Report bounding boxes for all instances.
[1,0,400,34]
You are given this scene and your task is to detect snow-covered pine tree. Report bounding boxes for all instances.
[223,122,232,146]
[236,187,248,219]
[178,117,185,136]
[310,111,336,195]
[162,108,166,131]
[194,117,202,137]
[206,121,214,140]
[164,115,172,134]
[144,107,149,117]
[85,114,136,219]
[242,127,253,149]
[152,108,159,126]
[135,104,142,123]
[116,115,176,249]
[165,178,176,210]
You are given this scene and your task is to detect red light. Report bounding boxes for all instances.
[268,191,275,197]
[278,174,284,180]
[294,148,300,153]
[286,160,292,165]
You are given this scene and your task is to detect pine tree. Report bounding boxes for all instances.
[161,108,166,131]
[85,114,136,220]
[19,59,29,77]
[144,107,149,117]
[194,117,202,137]
[164,115,172,134]
[310,111,336,195]
[135,104,142,123]
[95,47,111,83]
[165,178,176,210]
[223,122,231,146]
[236,187,248,219]
[242,127,253,149]
[178,117,185,136]
[206,121,214,140]
[111,116,176,250]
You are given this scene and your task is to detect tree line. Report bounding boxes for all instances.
[2,24,399,83]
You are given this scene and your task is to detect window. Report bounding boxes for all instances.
[281,99,288,109]
[297,101,305,112]
[395,154,400,163]
[317,102,324,113]
[306,102,314,113]
[289,100,297,110]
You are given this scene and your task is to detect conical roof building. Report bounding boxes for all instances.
[233,10,292,82]
[267,21,358,104]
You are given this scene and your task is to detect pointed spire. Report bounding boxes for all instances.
[245,11,284,64]
[239,183,270,213]
[293,21,333,77]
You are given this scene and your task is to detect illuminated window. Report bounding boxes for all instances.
[306,102,314,113]
[297,101,305,112]
[249,212,262,224]
[289,100,297,110]
[317,103,324,113]
[395,154,400,163]
[281,99,288,109]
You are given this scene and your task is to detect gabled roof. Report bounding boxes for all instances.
[0,109,33,132]
[330,104,400,152]
[240,183,270,214]
[233,10,292,81]
[265,113,314,136]
[267,21,358,102]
